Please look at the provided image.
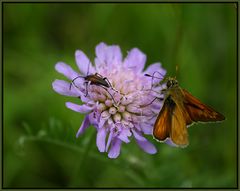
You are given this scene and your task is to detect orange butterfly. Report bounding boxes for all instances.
[146,75,225,147]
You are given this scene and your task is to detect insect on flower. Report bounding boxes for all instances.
[52,42,167,158]
[144,73,225,147]
[69,63,120,106]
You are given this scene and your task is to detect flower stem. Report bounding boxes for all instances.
[69,129,96,187]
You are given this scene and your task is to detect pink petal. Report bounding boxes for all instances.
[108,138,122,159]
[140,123,153,135]
[124,48,146,73]
[76,115,90,137]
[95,42,107,62]
[80,93,94,103]
[136,139,157,154]
[132,129,146,141]
[143,63,166,85]
[164,138,178,147]
[75,50,95,75]
[106,45,122,64]
[118,129,131,143]
[126,104,141,114]
[52,80,79,97]
[98,117,108,131]
[55,62,79,80]
[95,42,122,69]
[106,130,113,151]
[65,102,93,113]
[96,127,107,152]
[144,62,166,77]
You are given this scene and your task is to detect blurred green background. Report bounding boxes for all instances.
[3,3,237,188]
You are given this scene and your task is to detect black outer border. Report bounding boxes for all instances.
[236,1,239,189]
[1,1,239,189]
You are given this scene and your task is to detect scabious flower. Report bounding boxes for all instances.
[52,42,166,158]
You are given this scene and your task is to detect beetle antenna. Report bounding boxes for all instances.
[69,76,84,90]
[87,61,90,76]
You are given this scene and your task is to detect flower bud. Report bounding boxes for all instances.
[109,107,117,115]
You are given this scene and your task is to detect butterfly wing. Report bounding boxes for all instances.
[153,96,189,147]
[170,101,189,147]
[153,100,171,141]
[182,89,225,123]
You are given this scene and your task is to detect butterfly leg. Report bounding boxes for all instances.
[151,71,164,90]
[140,97,164,108]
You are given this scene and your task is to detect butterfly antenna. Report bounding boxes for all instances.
[152,71,164,79]
[145,71,165,90]
[144,72,164,80]
[175,63,180,79]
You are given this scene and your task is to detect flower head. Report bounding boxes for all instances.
[52,42,166,158]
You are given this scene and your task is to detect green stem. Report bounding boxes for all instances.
[70,130,96,186]
[20,135,147,186]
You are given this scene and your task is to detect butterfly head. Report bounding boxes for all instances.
[166,77,178,89]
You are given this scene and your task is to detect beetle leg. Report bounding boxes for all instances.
[104,77,122,95]
[95,73,104,78]
[101,87,119,107]
[84,81,91,97]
